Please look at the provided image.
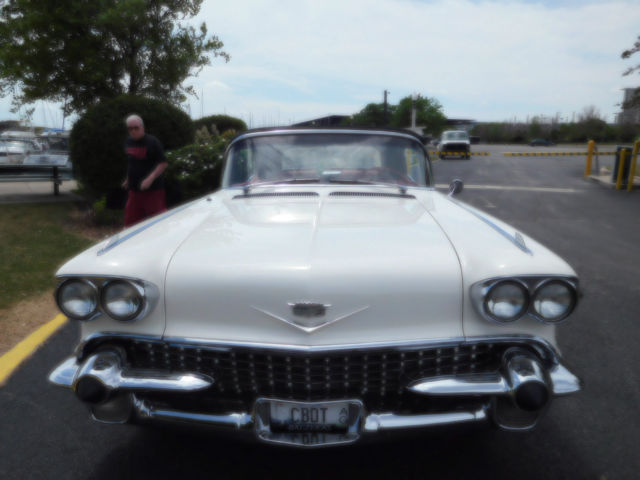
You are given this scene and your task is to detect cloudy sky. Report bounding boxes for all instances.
[2,0,640,128]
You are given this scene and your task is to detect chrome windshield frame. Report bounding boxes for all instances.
[222,128,433,189]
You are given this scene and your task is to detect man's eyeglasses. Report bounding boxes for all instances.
[127,125,141,131]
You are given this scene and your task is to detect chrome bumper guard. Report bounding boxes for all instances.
[49,348,581,445]
[49,351,213,403]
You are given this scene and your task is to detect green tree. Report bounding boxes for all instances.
[0,0,228,115]
[391,95,447,135]
[349,103,396,127]
[621,35,640,109]
[194,114,247,134]
[528,117,543,139]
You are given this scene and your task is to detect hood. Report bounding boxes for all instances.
[163,188,463,346]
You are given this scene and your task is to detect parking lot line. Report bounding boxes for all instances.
[0,313,67,385]
[435,184,581,194]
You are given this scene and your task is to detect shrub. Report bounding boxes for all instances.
[165,128,230,203]
[193,114,247,134]
[70,95,194,200]
[92,197,123,226]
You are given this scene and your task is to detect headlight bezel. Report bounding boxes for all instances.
[472,276,579,325]
[55,276,156,322]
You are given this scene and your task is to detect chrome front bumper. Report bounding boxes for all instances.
[49,346,581,446]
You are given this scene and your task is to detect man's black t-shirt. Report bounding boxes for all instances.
[125,134,167,192]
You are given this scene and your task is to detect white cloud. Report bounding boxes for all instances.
[187,0,640,125]
[2,0,639,127]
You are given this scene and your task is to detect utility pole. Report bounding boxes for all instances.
[383,90,389,125]
[411,93,418,128]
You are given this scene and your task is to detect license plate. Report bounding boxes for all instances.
[270,400,350,432]
[255,398,363,447]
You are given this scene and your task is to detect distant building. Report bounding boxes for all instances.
[616,88,640,124]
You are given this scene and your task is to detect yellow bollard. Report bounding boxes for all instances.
[585,140,595,177]
[627,140,639,192]
[616,149,627,190]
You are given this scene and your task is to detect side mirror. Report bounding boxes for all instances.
[448,178,464,196]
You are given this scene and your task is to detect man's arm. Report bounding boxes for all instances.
[140,136,167,191]
[140,161,168,191]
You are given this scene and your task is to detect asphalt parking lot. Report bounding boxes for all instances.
[1,144,639,479]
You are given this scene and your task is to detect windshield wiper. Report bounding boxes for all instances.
[242,178,321,195]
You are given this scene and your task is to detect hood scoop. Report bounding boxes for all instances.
[329,191,415,199]
[233,191,319,200]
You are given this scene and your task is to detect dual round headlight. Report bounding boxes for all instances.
[56,279,145,321]
[56,280,99,320]
[484,281,529,323]
[484,279,576,324]
[531,280,577,322]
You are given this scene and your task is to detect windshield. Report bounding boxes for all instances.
[223,133,430,188]
[442,131,469,141]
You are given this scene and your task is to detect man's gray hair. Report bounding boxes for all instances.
[125,114,144,127]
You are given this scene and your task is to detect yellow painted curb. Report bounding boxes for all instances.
[0,313,68,385]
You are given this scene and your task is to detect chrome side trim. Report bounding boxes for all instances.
[447,198,533,255]
[97,201,197,256]
[514,232,528,252]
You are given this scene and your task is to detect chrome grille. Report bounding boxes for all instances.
[441,143,469,152]
[120,341,506,410]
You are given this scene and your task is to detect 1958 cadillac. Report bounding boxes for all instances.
[49,127,581,447]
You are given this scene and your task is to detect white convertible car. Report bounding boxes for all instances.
[50,127,581,447]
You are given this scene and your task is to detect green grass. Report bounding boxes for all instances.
[0,203,93,311]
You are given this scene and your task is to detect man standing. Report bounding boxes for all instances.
[122,114,168,227]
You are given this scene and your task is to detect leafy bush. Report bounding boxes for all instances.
[70,95,194,200]
[92,197,123,226]
[165,127,231,203]
[193,114,247,134]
